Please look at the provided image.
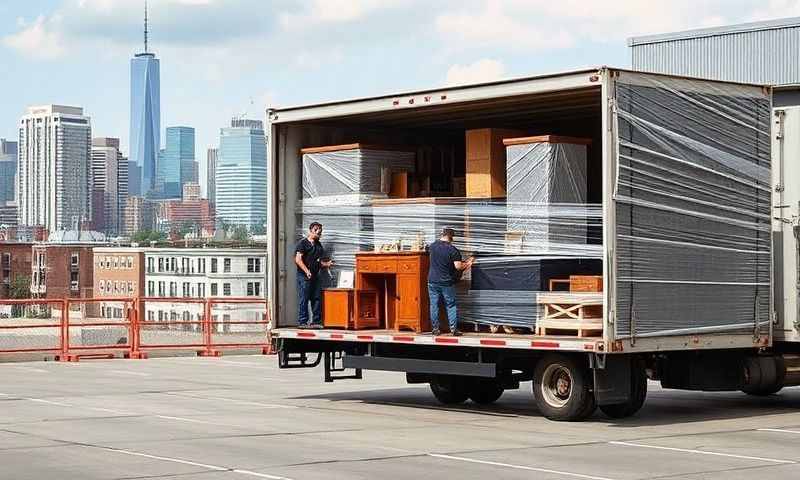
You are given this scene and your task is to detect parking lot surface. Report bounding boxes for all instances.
[2,355,800,479]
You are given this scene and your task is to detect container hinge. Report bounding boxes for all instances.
[630,309,636,347]
[753,294,761,339]
[590,353,607,370]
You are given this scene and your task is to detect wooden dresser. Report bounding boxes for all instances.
[354,252,430,332]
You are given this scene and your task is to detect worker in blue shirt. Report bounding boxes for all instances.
[427,227,474,336]
[295,222,334,328]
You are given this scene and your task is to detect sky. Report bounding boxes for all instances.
[1,0,799,195]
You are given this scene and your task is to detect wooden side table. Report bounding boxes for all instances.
[323,289,354,329]
[355,252,430,332]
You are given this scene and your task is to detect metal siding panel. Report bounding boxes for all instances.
[631,26,800,85]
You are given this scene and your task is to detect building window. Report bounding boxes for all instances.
[113,257,118,269]
[158,281,165,297]
[127,257,134,269]
[158,310,164,321]
[198,283,205,297]
[128,281,134,294]
[147,257,154,273]
[223,258,231,273]
[71,253,79,267]
[105,256,110,268]
[148,311,154,321]
[223,283,231,296]
[210,283,218,296]
[148,281,155,297]
[99,281,105,293]
[247,258,261,273]
[247,282,261,297]
[169,282,177,297]
[70,271,79,291]
[211,258,218,273]
[199,258,206,273]
[171,258,177,272]
[182,282,190,297]
[158,257,164,272]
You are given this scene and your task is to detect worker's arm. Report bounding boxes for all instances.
[295,252,312,279]
[454,256,475,271]
[320,259,335,268]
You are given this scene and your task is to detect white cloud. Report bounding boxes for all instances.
[445,59,506,86]
[279,0,413,30]
[2,15,65,60]
[436,3,574,51]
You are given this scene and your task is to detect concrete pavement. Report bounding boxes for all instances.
[1,355,800,479]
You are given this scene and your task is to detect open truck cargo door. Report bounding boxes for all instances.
[611,71,773,343]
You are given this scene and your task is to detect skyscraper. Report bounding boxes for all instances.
[128,160,142,197]
[158,126,194,198]
[206,147,218,205]
[0,139,18,204]
[17,105,92,232]
[216,119,267,230]
[129,2,160,196]
[91,137,127,235]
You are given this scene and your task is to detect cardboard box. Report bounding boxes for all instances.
[465,128,525,198]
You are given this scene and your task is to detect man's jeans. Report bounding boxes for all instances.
[297,272,322,326]
[428,282,457,332]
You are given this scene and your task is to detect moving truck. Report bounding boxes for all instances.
[267,67,800,421]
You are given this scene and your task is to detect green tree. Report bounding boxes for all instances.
[9,274,30,299]
[132,230,166,243]
[230,225,250,242]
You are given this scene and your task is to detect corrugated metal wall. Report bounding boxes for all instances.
[631,22,800,85]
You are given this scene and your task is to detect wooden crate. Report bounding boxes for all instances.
[535,292,603,338]
[569,275,603,292]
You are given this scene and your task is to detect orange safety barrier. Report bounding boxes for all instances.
[0,297,272,361]
[0,299,66,356]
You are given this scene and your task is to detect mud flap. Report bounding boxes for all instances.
[593,355,632,406]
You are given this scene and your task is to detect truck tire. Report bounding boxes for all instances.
[600,358,648,419]
[468,379,504,405]
[533,353,596,421]
[742,384,783,396]
[430,376,469,404]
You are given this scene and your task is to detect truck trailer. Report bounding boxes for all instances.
[266,67,800,421]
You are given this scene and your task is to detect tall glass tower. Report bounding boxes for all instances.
[158,126,194,199]
[129,2,160,197]
[216,119,267,230]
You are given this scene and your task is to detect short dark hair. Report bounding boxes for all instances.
[440,227,456,238]
[309,222,323,231]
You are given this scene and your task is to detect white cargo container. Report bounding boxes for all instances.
[267,67,800,421]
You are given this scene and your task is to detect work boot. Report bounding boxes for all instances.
[431,328,441,336]
[451,329,463,337]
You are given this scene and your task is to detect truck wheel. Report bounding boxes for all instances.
[468,379,504,405]
[533,353,596,421]
[600,358,648,419]
[430,376,469,404]
[742,384,783,396]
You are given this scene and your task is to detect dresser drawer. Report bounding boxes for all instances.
[358,259,397,273]
[398,259,419,273]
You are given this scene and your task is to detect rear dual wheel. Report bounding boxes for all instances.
[533,353,596,421]
[430,376,504,405]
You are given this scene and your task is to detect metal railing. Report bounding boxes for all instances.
[0,297,272,361]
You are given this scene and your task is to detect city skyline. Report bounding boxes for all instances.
[3,0,795,188]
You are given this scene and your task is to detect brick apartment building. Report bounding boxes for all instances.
[30,231,107,304]
[0,242,33,299]
[92,247,145,318]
